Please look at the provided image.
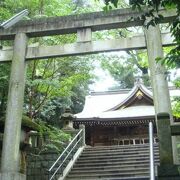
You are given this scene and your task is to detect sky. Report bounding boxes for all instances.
[88,51,180,92]
[89,67,118,91]
[88,51,127,92]
[90,67,180,92]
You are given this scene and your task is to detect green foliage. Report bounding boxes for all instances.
[100,50,150,89]
[0,0,75,20]
[100,0,180,68]
[0,0,96,123]
[172,98,180,118]
[101,0,128,11]
[36,120,71,153]
[0,115,39,131]
[0,63,10,116]
[25,56,94,121]
[21,116,40,131]
[101,56,136,88]
[164,46,180,68]
[172,78,180,118]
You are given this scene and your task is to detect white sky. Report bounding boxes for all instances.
[89,67,118,91]
[89,51,126,91]
[90,68,180,91]
[89,50,180,92]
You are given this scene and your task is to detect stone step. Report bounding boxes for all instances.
[84,144,159,151]
[66,171,149,179]
[78,153,159,161]
[70,166,150,174]
[74,159,159,168]
[66,177,149,180]
[84,145,158,152]
[72,162,159,170]
[81,149,159,157]
[77,156,159,164]
[107,178,149,180]
[65,144,159,180]
[77,157,159,163]
[84,148,159,155]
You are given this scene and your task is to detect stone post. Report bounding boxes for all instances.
[157,113,173,164]
[156,113,180,179]
[77,28,92,42]
[79,124,85,146]
[144,25,179,178]
[144,24,178,160]
[144,25,171,115]
[0,33,27,180]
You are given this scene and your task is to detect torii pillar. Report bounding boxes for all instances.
[0,33,27,180]
[144,25,179,178]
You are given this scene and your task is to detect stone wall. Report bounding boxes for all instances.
[0,147,62,180]
[26,148,59,180]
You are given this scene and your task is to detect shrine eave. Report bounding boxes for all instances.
[74,116,155,126]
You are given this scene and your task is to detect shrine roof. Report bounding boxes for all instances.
[75,83,180,121]
[95,106,153,118]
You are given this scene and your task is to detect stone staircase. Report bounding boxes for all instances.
[65,144,159,180]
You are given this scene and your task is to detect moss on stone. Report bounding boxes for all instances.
[0,116,40,131]
[22,116,40,131]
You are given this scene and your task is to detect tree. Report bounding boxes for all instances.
[101,54,136,88]
[0,0,95,125]
[101,0,180,67]
[126,50,150,86]
[100,50,150,89]
[25,56,94,124]
[172,77,180,118]
[0,64,10,116]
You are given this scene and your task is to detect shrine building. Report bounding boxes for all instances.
[74,82,180,146]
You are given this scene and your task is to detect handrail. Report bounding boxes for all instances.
[50,137,82,179]
[49,129,82,171]
[149,122,155,180]
[48,129,83,180]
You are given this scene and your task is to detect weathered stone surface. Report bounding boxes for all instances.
[144,25,179,165]
[26,149,59,180]
[171,124,180,136]
[1,33,27,173]
[0,33,174,62]
[157,113,173,164]
[77,28,91,42]
[144,26,172,115]
[0,173,26,180]
[0,8,176,40]
[158,164,180,179]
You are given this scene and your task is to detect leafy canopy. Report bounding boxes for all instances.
[0,0,95,125]
[100,0,180,68]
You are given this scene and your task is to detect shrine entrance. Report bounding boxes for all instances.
[85,125,157,146]
[0,6,179,180]
[74,82,159,147]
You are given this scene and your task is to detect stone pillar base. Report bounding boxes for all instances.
[0,173,26,180]
[158,165,180,180]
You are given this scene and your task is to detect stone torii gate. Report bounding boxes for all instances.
[0,7,179,180]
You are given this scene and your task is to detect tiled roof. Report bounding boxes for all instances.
[75,84,180,121]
